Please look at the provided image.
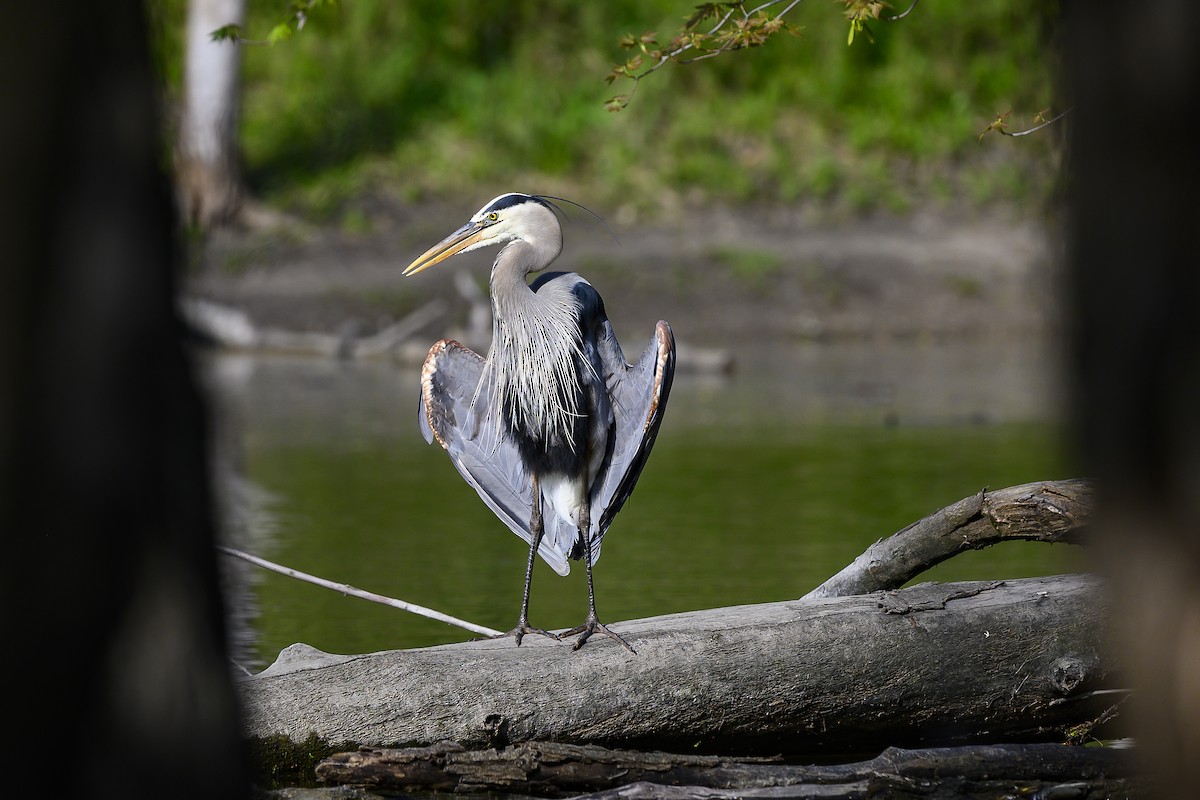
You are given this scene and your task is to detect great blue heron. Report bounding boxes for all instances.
[403,193,675,652]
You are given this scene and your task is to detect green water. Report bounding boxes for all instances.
[209,340,1082,669]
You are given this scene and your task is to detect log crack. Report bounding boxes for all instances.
[877,581,1005,614]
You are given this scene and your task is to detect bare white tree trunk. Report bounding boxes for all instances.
[177,0,245,228]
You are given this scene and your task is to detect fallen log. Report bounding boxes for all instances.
[315,740,1144,799]
[240,573,1121,757]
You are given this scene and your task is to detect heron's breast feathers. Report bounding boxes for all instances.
[488,285,587,450]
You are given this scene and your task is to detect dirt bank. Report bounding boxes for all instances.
[186,199,1063,352]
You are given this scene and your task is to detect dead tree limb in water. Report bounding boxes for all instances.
[241,474,1113,777]
[240,573,1120,756]
[315,740,1144,799]
[805,479,1093,600]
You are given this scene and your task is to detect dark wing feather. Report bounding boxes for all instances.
[419,338,571,576]
[589,319,676,559]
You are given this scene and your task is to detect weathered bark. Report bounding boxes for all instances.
[240,574,1120,756]
[177,0,245,228]
[315,740,1144,799]
[806,479,1093,600]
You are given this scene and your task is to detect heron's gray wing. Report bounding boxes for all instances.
[419,338,571,576]
[589,319,676,558]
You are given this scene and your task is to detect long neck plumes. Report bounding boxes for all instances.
[482,239,584,451]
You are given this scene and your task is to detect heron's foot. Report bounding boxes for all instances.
[492,622,560,647]
[563,617,636,654]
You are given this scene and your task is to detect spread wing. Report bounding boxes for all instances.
[418,339,571,576]
[588,319,676,560]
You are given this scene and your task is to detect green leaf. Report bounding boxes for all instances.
[685,4,725,30]
[209,24,243,43]
[605,95,629,112]
[267,23,295,45]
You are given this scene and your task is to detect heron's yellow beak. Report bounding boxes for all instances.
[403,221,488,276]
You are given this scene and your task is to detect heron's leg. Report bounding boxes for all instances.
[564,495,636,654]
[493,472,559,645]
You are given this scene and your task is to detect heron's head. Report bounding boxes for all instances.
[403,193,562,277]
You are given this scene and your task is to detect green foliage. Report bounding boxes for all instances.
[155,0,1060,218]
[606,3,797,111]
[213,0,338,45]
[209,23,243,43]
[844,0,888,45]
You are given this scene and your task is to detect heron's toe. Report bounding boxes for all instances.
[565,619,636,654]
[492,623,560,646]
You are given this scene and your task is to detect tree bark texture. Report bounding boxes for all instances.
[240,574,1120,757]
[315,740,1144,799]
[806,479,1093,600]
[177,0,245,228]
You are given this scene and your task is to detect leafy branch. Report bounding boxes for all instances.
[842,0,921,44]
[606,1,919,111]
[845,1,885,45]
[210,0,336,46]
[978,107,1072,140]
[605,1,804,112]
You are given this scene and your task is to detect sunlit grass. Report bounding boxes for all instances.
[156,0,1060,220]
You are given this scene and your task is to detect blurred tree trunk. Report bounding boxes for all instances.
[1,1,249,797]
[177,0,245,228]
[1064,2,1200,798]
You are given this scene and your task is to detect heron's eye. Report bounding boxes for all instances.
[486,212,499,222]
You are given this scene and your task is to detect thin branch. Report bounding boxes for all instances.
[746,0,785,16]
[886,0,921,21]
[709,5,743,35]
[218,545,502,637]
[1005,106,1073,137]
[980,107,1073,140]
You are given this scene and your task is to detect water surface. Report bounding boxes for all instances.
[207,338,1081,669]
